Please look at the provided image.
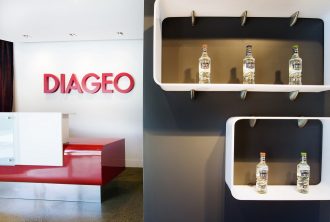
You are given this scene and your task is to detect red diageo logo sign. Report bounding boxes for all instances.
[44,73,135,94]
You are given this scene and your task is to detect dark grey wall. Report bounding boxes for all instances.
[143,1,330,221]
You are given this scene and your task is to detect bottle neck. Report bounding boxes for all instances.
[202,48,208,55]
[301,156,307,163]
[292,48,299,55]
[246,51,252,56]
[246,46,252,56]
[260,156,265,163]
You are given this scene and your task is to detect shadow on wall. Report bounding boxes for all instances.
[228,67,240,83]
[205,137,226,222]
[184,68,197,83]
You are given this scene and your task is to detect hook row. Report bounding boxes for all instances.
[190,90,300,101]
[249,118,309,128]
[190,10,300,27]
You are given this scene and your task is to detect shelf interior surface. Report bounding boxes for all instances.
[161,17,324,86]
[234,119,322,186]
[225,117,330,200]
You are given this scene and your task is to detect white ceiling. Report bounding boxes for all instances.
[0,0,144,42]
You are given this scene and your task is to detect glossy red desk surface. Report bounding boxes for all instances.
[0,138,125,185]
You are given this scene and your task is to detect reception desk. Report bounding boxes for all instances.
[0,138,125,185]
[0,138,125,202]
[0,113,125,202]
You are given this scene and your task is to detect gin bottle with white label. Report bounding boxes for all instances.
[256,152,268,194]
[199,44,211,83]
[243,45,255,84]
[297,152,310,194]
[289,45,302,85]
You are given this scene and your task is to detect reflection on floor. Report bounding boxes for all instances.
[0,168,143,222]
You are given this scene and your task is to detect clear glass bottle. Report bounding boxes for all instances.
[256,152,268,194]
[297,152,310,194]
[289,45,302,85]
[199,44,211,84]
[243,45,255,84]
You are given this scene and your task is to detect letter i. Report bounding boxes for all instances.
[60,74,66,93]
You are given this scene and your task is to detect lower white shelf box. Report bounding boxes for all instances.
[225,116,330,200]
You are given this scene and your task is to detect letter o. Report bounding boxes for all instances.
[114,72,135,93]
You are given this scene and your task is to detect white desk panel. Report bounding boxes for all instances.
[0,113,68,166]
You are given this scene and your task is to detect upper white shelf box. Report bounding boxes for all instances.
[153,0,330,93]
[225,116,330,201]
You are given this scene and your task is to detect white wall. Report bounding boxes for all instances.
[13,40,143,167]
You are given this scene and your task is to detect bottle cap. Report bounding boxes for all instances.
[246,45,252,48]
[260,152,266,157]
[301,152,307,156]
[292,44,299,49]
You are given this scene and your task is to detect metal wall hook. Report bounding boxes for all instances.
[190,89,196,100]
[289,91,299,101]
[241,90,247,100]
[191,10,196,26]
[298,119,308,128]
[249,118,257,128]
[290,11,299,27]
[241,11,248,26]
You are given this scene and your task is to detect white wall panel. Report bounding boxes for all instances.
[13,40,143,167]
[0,0,144,42]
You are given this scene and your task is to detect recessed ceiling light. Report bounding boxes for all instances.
[69,33,77,37]
[117,32,124,36]
[22,34,30,38]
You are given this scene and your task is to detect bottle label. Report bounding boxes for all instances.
[200,60,210,69]
[300,170,309,177]
[293,62,301,70]
[259,170,268,179]
[246,61,255,69]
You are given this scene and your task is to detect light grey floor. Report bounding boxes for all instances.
[0,168,143,222]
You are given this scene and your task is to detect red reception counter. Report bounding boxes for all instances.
[0,138,125,185]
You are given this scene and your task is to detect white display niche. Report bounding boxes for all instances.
[153,0,330,95]
[225,116,330,201]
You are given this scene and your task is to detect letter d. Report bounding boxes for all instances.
[44,74,60,93]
